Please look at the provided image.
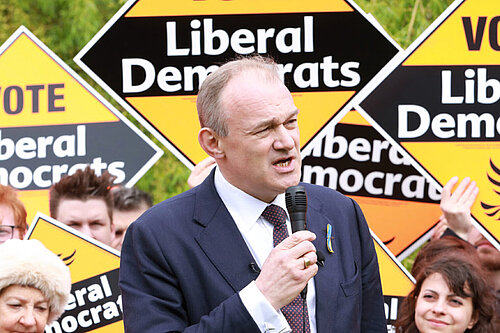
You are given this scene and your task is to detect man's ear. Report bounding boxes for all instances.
[198,128,224,159]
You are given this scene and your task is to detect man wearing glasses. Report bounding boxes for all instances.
[0,185,28,244]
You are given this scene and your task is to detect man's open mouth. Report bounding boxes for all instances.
[274,158,291,167]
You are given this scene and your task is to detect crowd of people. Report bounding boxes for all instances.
[0,55,498,332]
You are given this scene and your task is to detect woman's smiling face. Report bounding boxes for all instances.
[415,273,477,333]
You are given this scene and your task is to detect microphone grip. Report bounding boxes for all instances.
[292,213,307,299]
[290,212,306,233]
[285,185,308,300]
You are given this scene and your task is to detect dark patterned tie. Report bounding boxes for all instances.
[261,204,311,333]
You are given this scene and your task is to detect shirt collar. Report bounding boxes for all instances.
[214,168,288,232]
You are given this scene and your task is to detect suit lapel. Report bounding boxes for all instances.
[308,205,339,333]
[191,175,340,331]
[193,173,258,293]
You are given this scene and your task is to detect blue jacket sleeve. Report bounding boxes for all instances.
[119,220,260,333]
[351,198,387,332]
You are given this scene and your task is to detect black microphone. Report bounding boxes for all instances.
[285,185,308,299]
[285,185,307,233]
[286,186,326,267]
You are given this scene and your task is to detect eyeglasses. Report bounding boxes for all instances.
[0,225,17,243]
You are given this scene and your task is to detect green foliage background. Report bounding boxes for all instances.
[0,0,454,267]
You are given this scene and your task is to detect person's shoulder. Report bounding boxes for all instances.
[301,183,360,215]
[133,187,199,228]
[153,185,201,212]
[302,183,351,202]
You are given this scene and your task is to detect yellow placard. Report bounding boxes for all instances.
[402,142,500,238]
[17,190,50,227]
[26,214,123,333]
[404,0,500,66]
[374,237,414,297]
[126,0,353,17]
[0,31,118,128]
[354,195,441,256]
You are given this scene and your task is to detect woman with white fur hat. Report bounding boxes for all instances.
[0,239,71,333]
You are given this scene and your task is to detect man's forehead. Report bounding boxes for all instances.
[59,196,107,204]
[228,68,280,86]
[223,72,288,105]
[57,197,110,214]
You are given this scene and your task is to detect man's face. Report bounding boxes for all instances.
[217,70,301,202]
[55,198,115,246]
[111,207,148,251]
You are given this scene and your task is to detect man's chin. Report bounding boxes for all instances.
[279,174,301,189]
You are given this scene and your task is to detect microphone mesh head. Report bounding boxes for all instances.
[285,185,307,213]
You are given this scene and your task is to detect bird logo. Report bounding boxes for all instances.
[58,249,77,266]
[480,159,500,220]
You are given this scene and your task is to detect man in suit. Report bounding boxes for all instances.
[119,56,386,332]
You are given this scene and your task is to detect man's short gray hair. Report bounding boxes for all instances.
[196,55,281,136]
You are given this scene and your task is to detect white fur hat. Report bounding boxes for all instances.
[0,239,71,323]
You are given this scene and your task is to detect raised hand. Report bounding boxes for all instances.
[439,176,478,240]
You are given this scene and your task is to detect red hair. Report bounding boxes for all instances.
[0,184,27,238]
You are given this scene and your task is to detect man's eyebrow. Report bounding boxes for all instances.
[288,109,300,118]
[251,109,300,130]
[251,118,277,132]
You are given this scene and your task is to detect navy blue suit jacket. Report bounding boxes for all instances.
[119,172,386,332]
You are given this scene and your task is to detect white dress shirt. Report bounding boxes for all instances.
[214,168,317,333]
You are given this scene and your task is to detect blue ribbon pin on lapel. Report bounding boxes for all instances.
[326,223,334,253]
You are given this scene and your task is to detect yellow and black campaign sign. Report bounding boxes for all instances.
[302,110,442,258]
[26,213,122,333]
[74,0,399,168]
[372,233,414,332]
[0,26,162,222]
[354,0,500,247]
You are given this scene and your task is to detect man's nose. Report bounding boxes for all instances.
[273,125,295,151]
[79,224,93,238]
